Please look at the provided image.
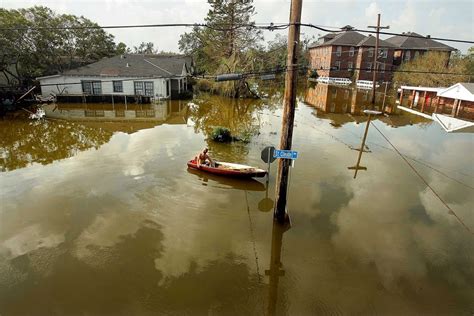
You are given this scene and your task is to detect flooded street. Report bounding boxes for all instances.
[1,84,473,315]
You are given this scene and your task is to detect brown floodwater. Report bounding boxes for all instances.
[1,84,473,315]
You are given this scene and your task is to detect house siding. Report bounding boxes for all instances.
[39,76,172,98]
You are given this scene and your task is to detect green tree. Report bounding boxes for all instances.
[466,46,474,80]
[133,42,158,54]
[115,42,131,55]
[0,6,118,85]
[393,51,470,87]
[179,0,262,75]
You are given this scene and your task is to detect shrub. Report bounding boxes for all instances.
[210,126,232,142]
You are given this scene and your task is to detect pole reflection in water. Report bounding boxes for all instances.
[348,110,382,179]
[265,219,291,316]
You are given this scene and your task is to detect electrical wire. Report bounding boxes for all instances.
[300,23,474,45]
[1,20,472,44]
[370,121,473,235]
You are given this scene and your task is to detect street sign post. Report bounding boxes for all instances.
[273,150,298,160]
[261,146,276,183]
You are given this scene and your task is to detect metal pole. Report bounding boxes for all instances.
[368,14,389,105]
[273,0,303,224]
[371,14,380,105]
[267,147,271,185]
[353,114,372,178]
[381,81,388,113]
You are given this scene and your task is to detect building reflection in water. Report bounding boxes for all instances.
[304,83,396,116]
[44,100,189,129]
[266,219,291,316]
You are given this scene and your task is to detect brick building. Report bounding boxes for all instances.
[385,32,455,67]
[308,28,456,82]
[308,27,396,82]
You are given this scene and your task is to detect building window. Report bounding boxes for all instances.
[144,81,154,96]
[349,47,355,56]
[414,51,420,59]
[348,62,353,71]
[366,62,372,72]
[81,80,102,95]
[134,81,144,95]
[335,61,340,70]
[134,81,154,96]
[166,80,170,96]
[336,46,342,57]
[404,51,411,61]
[382,49,388,58]
[113,81,123,92]
[368,48,374,58]
[380,64,385,73]
[332,88,337,98]
[344,90,350,99]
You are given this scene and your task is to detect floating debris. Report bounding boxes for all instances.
[29,108,46,120]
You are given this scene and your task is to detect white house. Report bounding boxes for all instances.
[37,54,194,101]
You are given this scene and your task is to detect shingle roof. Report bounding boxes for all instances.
[309,31,366,48]
[357,35,397,48]
[460,82,474,94]
[385,32,455,51]
[62,54,192,77]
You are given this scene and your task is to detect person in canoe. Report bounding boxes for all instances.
[196,148,216,168]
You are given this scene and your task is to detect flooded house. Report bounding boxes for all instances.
[398,83,474,132]
[36,54,194,103]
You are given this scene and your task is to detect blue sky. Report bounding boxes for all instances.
[1,0,473,53]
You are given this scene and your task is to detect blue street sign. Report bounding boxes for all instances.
[273,149,298,160]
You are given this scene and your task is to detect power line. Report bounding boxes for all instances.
[2,20,472,45]
[34,64,471,89]
[0,22,289,32]
[370,121,473,235]
[300,23,474,45]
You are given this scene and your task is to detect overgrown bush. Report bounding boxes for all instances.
[210,126,232,142]
[309,69,319,79]
[194,79,214,92]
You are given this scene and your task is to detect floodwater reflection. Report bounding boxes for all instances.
[187,167,266,192]
[0,84,473,315]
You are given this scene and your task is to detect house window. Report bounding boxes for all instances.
[134,81,144,95]
[334,61,340,70]
[348,62,353,71]
[382,49,388,58]
[166,80,170,96]
[344,90,350,99]
[336,46,342,57]
[366,62,372,72]
[81,80,102,95]
[404,51,411,61]
[134,81,153,96]
[113,81,123,93]
[380,64,385,73]
[414,51,420,59]
[332,88,337,99]
[349,47,355,56]
[368,48,374,58]
[144,81,154,96]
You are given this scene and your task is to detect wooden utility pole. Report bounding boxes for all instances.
[368,14,389,104]
[273,0,303,224]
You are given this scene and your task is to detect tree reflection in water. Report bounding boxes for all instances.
[0,119,113,172]
[188,94,272,162]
